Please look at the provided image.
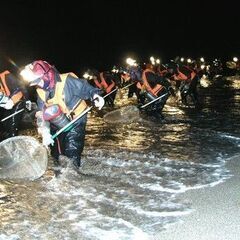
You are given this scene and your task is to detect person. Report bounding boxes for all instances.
[85,68,118,107]
[0,70,26,141]
[207,58,223,80]
[20,60,105,169]
[128,64,175,119]
[156,63,168,77]
[166,62,200,106]
[124,65,145,105]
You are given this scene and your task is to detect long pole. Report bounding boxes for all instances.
[121,82,135,89]
[1,108,25,122]
[52,83,135,139]
[51,87,119,140]
[140,92,169,109]
[51,105,93,139]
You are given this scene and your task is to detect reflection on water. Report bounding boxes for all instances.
[0,76,240,239]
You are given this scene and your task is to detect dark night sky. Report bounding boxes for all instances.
[0,0,239,74]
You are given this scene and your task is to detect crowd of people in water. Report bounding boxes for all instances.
[0,55,239,168]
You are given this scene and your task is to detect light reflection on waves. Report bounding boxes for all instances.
[86,115,193,153]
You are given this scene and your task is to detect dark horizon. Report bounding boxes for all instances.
[0,0,239,74]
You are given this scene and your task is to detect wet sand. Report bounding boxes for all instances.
[155,154,240,240]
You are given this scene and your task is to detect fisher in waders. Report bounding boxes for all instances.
[20,60,104,169]
[127,65,175,119]
[0,70,27,141]
[84,68,118,107]
[166,62,200,107]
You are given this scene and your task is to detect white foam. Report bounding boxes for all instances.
[0,234,20,240]
[139,183,188,194]
[220,133,240,141]
[72,216,150,240]
[122,204,192,217]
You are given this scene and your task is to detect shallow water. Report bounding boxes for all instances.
[0,76,240,240]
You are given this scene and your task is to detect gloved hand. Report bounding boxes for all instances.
[93,94,105,110]
[25,100,32,111]
[42,132,54,147]
[0,98,14,109]
[38,126,54,148]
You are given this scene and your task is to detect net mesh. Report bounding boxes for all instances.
[0,136,48,180]
[103,105,140,123]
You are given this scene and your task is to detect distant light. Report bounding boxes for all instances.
[111,66,119,73]
[126,57,137,66]
[150,56,155,65]
[83,72,93,80]
[187,58,192,63]
[112,68,119,73]
[180,57,184,62]
[233,57,238,62]
[200,77,210,88]
[200,57,205,62]
[83,73,89,79]
[150,56,155,62]
[200,64,205,69]
[156,59,160,64]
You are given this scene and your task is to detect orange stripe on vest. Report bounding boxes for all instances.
[37,73,87,120]
[100,72,116,93]
[0,70,23,104]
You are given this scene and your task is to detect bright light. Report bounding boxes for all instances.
[180,57,184,62]
[200,57,205,62]
[83,72,93,80]
[187,58,192,63]
[233,57,238,62]
[20,64,42,82]
[200,76,210,88]
[111,66,119,73]
[150,56,155,62]
[150,56,155,65]
[126,57,137,66]
[83,73,89,79]
[156,59,160,64]
[200,64,205,69]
